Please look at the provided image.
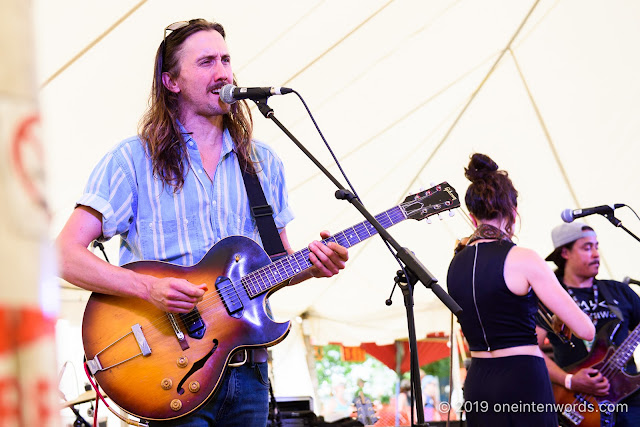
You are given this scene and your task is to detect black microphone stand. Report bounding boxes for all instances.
[600,211,640,243]
[252,97,462,427]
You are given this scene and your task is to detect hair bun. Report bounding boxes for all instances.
[465,153,499,182]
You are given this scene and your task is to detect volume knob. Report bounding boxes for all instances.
[170,399,182,411]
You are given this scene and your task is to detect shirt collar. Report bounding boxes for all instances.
[178,120,235,157]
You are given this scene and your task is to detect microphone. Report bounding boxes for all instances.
[220,84,293,104]
[623,276,640,286]
[561,204,625,223]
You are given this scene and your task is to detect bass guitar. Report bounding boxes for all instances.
[82,182,460,421]
[554,319,640,426]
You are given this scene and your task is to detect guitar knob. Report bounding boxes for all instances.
[170,399,182,411]
[177,356,188,368]
[161,378,173,390]
[188,381,200,393]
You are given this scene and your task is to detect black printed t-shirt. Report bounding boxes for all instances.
[537,278,640,372]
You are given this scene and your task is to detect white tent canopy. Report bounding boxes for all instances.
[37,0,640,350]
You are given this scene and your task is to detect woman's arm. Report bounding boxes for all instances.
[506,247,595,340]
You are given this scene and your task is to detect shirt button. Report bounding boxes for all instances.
[189,141,194,147]
[212,200,217,206]
[198,169,203,174]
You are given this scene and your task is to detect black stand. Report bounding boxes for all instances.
[68,404,91,427]
[602,211,640,243]
[253,97,462,427]
[395,269,427,426]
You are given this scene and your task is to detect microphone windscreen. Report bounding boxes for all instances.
[560,209,574,223]
[220,84,237,104]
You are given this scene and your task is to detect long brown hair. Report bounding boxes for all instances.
[464,153,518,236]
[138,19,254,191]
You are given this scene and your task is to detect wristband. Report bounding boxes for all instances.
[564,374,573,390]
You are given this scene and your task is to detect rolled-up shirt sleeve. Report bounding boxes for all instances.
[257,142,294,231]
[76,149,136,241]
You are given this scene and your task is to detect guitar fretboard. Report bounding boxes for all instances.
[610,322,640,370]
[241,205,406,297]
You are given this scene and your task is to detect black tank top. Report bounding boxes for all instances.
[447,240,538,351]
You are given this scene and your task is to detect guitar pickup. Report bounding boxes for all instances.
[178,308,206,339]
[216,276,243,318]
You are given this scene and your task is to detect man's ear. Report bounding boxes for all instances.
[560,246,571,260]
[161,72,180,93]
[469,214,478,228]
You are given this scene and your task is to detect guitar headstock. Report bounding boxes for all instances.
[401,182,460,221]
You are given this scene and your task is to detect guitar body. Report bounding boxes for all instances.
[82,236,291,421]
[78,182,461,422]
[553,320,640,426]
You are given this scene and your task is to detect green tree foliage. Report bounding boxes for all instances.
[421,357,450,379]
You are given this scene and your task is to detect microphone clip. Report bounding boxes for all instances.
[253,98,274,118]
[601,210,622,227]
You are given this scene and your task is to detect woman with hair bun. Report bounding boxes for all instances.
[447,153,594,426]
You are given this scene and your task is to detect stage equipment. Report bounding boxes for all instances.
[220,84,293,103]
[248,89,462,427]
[561,204,624,223]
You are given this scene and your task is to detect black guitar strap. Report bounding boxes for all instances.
[241,167,288,261]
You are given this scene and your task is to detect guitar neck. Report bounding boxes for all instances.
[610,320,640,369]
[243,205,407,297]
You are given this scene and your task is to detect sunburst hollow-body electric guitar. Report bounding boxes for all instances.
[82,182,460,421]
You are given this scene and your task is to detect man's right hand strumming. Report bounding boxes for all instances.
[569,367,610,396]
[144,276,207,313]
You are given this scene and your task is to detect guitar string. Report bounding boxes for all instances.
[92,198,459,375]
[120,207,410,340]
[98,191,456,350]
[134,194,456,336]
[181,197,452,324]
[564,310,640,412]
[586,326,640,379]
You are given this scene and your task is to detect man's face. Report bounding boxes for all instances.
[169,30,234,119]
[562,235,600,279]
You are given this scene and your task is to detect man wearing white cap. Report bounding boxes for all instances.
[536,222,640,426]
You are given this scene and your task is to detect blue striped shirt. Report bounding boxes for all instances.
[77,128,294,266]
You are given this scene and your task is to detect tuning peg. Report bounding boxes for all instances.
[449,210,455,217]
[425,217,432,224]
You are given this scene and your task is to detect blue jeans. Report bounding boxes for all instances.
[149,362,270,427]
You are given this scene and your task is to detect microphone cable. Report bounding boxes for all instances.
[92,240,110,263]
[291,90,418,305]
